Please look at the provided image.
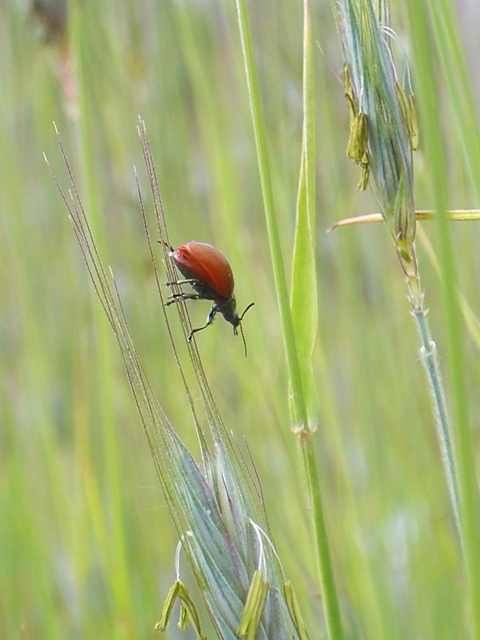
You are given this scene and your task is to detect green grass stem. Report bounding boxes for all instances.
[235,1,344,638]
[407,4,480,636]
[410,293,460,532]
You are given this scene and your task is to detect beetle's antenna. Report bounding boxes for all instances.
[239,302,255,322]
[238,302,254,357]
[239,323,248,357]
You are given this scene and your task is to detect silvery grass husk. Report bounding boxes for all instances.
[45,123,310,640]
[331,0,461,536]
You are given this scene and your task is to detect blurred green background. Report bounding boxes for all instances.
[2,0,480,638]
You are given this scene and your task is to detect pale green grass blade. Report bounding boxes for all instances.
[234,0,306,430]
[291,1,319,422]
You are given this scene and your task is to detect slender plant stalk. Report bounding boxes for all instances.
[330,0,463,516]
[331,0,476,628]
[407,1,480,635]
[234,0,344,638]
[407,277,461,534]
[234,0,305,428]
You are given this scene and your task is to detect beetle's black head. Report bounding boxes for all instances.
[219,300,255,356]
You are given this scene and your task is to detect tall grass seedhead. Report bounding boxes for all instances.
[330,3,480,629]
[45,122,309,639]
[333,0,417,278]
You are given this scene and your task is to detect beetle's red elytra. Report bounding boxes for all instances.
[171,242,235,302]
[165,241,254,355]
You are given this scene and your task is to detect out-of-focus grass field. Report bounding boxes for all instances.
[2,0,480,638]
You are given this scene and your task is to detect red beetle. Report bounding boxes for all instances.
[166,241,254,355]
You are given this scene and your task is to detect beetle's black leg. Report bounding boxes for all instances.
[187,306,218,342]
[157,240,175,252]
[165,278,198,287]
[165,293,201,307]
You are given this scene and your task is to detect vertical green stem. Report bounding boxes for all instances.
[234,0,305,429]
[408,3,480,634]
[408,280,461,536]
[301,437,345,640]
[234,1,344,637]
